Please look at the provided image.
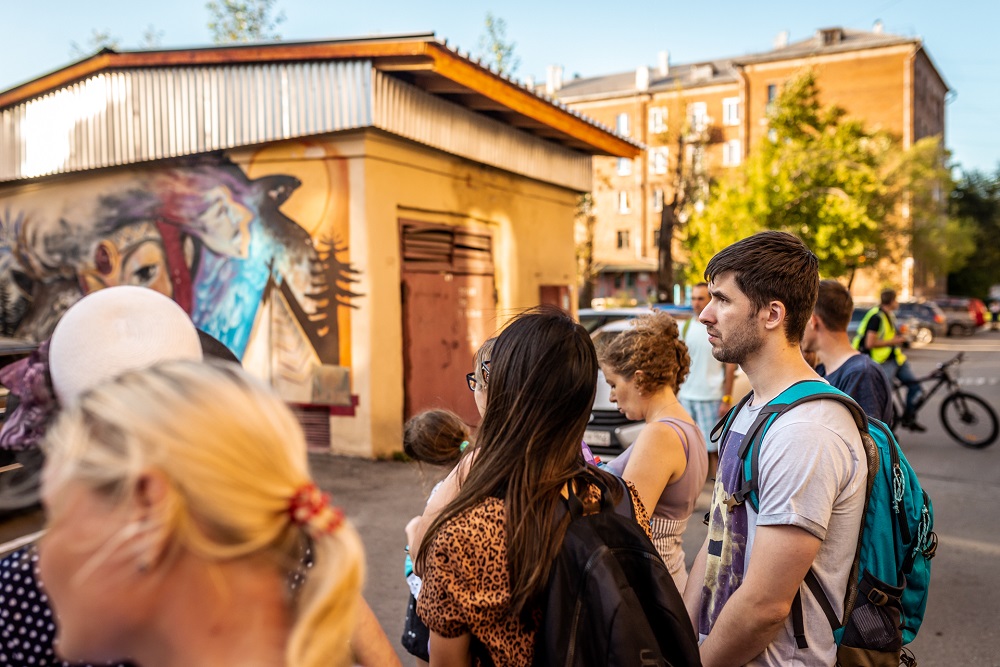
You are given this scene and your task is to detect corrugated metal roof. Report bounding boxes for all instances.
[554,60,738,101]
[0,35,641,183]
[0,59,592,191]
[550,28,923,102]
[742,28,918,64]
[1,61,374,180]
[373,71,591,191]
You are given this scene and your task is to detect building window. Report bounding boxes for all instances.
[722,97,740,126]
[649,147,669,175]
[653,188,664,212]
[723,139,742,166]
[616,229,630,249]
[652,229,661,248]
[617,157,632,176]
[616,113,630,136]
[649,107,668,134]
[766,84,778,113]
[688,102,708,131]
[618,191,630,214]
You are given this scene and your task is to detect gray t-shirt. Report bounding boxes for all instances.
[699,395,866,666]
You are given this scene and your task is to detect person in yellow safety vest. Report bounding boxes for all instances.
[852,288,925,431]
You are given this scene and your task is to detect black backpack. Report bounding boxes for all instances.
[532,473,702,667]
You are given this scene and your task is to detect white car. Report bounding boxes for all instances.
[583,316,750,456]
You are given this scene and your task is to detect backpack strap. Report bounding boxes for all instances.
[682,316,693,340]
[565,472,626,520]
[735,380,867,513]
[735,381,868,649]
[710,390,754,447]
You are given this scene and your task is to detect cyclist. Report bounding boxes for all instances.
[853,289,925,431]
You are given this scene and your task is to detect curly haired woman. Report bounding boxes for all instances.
[597,310,709,590]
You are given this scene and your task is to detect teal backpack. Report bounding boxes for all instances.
[713,380,937,665]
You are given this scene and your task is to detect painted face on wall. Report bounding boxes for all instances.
[78,221,173,297]
[191,185,253,258]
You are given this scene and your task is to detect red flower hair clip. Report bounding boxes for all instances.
[288,483,345,535]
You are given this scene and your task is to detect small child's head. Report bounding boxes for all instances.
[403,409,470,466]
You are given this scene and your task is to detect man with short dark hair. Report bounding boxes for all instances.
[853,288,924,430]
[802,280,893,423]
[684,231,866,667]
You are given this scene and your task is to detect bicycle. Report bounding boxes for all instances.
[891,352,998,448]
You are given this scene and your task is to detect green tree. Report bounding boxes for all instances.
[886,136,975,288]
[652,88,714,302]
[946,168,1000,299]
[141,24,165,49]
[207,0,285,44]
[575,194,597,308]
[687,71,894,280]
[476,12,520,76]
[70,29,121,58]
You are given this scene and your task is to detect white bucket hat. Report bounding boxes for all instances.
[49,286,203,404]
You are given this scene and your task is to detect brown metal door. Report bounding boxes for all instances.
[539,284,571,312]
[401,272,496,424]
[400,219,497,426]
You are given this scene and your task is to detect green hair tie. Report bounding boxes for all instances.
[459,440,470,453]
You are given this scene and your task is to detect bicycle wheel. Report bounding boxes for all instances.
[940,392,998,449]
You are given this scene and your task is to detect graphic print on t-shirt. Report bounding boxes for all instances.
[699,426,749,636]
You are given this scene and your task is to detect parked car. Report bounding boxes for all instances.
[583,316,749,457]
[895,300,947,345]
[931,296,988,336]
[578,304,695,334]
[847,304,877,341]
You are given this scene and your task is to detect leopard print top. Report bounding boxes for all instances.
[416,481,651,667]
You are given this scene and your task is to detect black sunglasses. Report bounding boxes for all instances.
[466,360,491,392]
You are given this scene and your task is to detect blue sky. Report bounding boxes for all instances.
[2,0,997,172]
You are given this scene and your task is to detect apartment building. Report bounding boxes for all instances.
[549,25,948,303]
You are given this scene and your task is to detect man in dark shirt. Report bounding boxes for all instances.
[801,280,894,423]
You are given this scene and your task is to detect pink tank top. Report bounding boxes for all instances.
[606,417,708,520]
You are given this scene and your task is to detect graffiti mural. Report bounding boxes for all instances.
[0,148,361,406]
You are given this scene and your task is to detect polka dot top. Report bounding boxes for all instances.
[0,547,133,667]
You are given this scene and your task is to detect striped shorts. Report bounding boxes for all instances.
[680,398,722,452]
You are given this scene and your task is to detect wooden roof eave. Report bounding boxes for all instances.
[422,44,639,158]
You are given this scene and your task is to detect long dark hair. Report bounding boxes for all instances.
[417,306,622,619]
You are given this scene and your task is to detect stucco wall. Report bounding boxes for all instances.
[336,129,579,457]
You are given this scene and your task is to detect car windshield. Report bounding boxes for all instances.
[578,315,605,333]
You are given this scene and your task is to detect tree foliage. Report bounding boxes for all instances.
[70,29,121,58]
[687,72,895,280]
[947,168,1000,299]
[207,0,285,44]
[476,12,520,76]
[574,194,597,308]
[651,86,714,301]
[887,136,975,282]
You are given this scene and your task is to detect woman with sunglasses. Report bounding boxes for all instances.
[413,306,651,666]
[402,337,496,665]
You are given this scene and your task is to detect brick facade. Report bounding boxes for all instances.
[553,27,948,304]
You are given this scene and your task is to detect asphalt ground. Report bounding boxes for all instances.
[2,328,998,665]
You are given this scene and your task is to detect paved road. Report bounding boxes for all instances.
[2,329,998,665]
